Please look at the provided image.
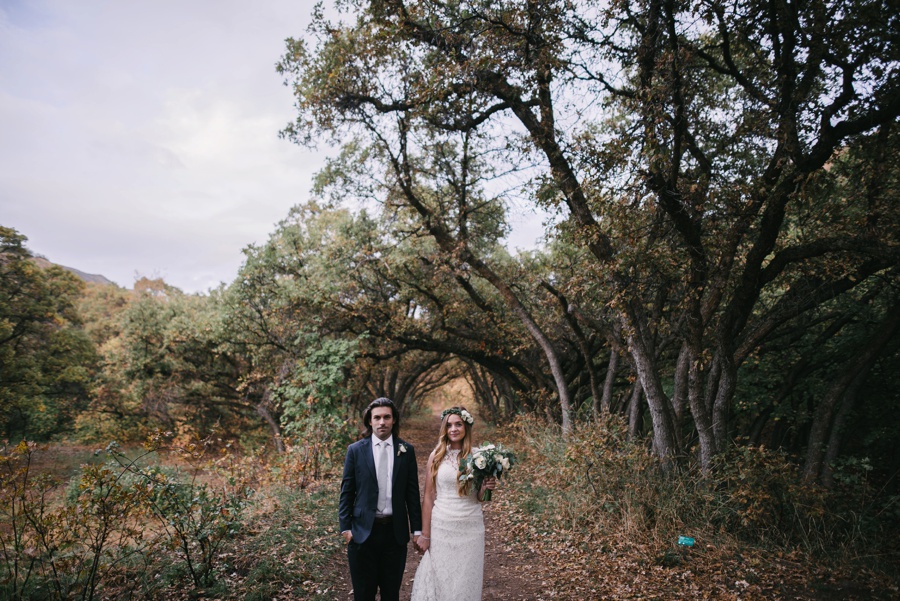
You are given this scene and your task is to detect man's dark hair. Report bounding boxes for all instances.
[363,397,400,438]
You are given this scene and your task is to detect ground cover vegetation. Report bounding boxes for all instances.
[1,0,899,597]
[491,415,899,598]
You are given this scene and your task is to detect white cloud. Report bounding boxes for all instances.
[0,0,323,292]
[0,0,547,293]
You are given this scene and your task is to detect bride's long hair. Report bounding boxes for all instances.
[430,406,474,497]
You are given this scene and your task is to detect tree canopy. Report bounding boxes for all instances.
[277,0,900,477]
[0,227,97,440]
[1,0,897,488]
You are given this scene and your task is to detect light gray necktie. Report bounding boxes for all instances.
[376,441,390,513]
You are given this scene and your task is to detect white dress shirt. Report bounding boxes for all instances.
[373,434,394,517]
[341,434,419,538]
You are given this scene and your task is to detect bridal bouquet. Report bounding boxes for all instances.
[459,443,516,501]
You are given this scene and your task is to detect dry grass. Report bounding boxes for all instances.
[486,414,900,599]
[6,412,899,600]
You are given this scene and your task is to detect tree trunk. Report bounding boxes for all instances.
[466,363,501,422]
[820,370,867,487]
[803,303,900,482]
[506,300,573,436]
[256,402,285,453]
[582,343,603,421]
[542,281,603,422]
[627,328,678,460]
[712,354,737,453]
[686,344,717,471]
[601,350,620,416]
[672,345,689,430]
[627,380,644,441]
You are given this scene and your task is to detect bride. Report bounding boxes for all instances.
[411,406,496,601]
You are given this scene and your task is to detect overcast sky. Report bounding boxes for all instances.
[0,0,545,293]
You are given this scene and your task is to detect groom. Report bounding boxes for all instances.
[339,397,422,601]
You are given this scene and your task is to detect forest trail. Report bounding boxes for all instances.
[324,405,537,600]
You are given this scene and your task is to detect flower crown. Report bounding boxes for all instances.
[441,408,474,424]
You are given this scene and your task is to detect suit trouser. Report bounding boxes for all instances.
[347,520,407,601]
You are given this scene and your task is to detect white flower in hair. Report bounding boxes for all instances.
[441,407,475,424]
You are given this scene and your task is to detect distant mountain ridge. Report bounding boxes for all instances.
[32,256,116,286]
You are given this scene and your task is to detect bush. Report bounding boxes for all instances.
[231,483,343,600]
[1,432,260,600]
[707,445,829,547]
[271,413,355,489]
[104,435,253,589]
[64,461,184,507]
[501,414,896,560]
[0,441,146,601]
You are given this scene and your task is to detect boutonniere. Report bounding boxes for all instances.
[397,443,407,456]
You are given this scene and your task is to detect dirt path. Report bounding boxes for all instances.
[324,409,536,600]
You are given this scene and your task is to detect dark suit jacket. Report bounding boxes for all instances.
[339,436,422,545]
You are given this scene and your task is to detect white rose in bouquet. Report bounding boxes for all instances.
[458,442,517,502]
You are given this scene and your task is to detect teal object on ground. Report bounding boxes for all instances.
[677,536,695,546]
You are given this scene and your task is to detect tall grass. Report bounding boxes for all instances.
[6,412,895,599]
[498,414,897,561]
[229,483,343,601]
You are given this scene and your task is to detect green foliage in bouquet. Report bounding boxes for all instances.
[459,443,516,502]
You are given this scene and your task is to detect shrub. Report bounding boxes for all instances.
[232,483,343,601]
[105,435,253,589]
[500,414,896,561]
[271,413,354,489]
[0,441,146,601]
[707,445,828,547]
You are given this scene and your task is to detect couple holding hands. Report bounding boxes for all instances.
[339,398,497,601]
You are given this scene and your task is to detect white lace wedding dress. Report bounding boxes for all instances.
[410,449,485,601]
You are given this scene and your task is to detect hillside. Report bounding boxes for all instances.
[32,256,116,286]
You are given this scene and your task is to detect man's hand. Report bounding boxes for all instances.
[342,530,353,544]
